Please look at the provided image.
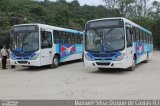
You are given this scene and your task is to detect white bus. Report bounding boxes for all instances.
[84,17,153,71]
[10,23,83,68]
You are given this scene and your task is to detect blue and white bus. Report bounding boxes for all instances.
[10,23,83,68]
[84,17,153,71]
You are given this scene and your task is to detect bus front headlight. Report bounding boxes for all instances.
[115,53,125,61]
[10,54,16,60]
[31,53,40,60]
[85,53,93,61]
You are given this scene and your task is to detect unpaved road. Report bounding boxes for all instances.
[0,51,160,100]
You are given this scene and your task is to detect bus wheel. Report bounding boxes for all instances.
[11,65,16,69]
[127,56,136,71]
[144,53,149,63]
[81,52,84,62]
[50,55,59,68]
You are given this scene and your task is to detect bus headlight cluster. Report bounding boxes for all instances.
[10,54,16,60]
[31,53,40,60]
[85,53,93,61]
[115,53,125,61]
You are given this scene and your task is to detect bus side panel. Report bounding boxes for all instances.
[55,44,60,54]
[54,44,83,63]
[133,42,146,64]
[147,43,153,58]
[133,42,153,64]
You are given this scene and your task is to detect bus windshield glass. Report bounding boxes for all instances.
[11,25,39,52]
[85,19,125,52]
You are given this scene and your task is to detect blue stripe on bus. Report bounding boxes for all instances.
[11,51,36,60]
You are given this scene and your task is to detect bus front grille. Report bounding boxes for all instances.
[17,61,28,64]
[96,62,110,66]
[14,53,32,57]
[95,58,112,61]
[91,53,116,57]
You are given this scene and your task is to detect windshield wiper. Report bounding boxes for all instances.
[104,28,113,36]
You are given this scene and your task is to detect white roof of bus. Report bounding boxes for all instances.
[87,17,152,35]
[13,23,83,34]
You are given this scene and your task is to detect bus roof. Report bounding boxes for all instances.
[12,23,83,34]
[87,17,152,35]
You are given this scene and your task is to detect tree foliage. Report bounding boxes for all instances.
[0,0,160,49]
[103,0,160,49]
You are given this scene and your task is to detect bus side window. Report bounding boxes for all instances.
[76,33,82,44]
[132,27,136,42]
[64,32,68,44]
[80,34,83,44]
[136,28,139,42]
[53,30,60,44]
[71,33,75,44]
[141,31,144,42]
[126,27,132,47]
[138,30,141,42]
[142,31,144,42]
[68,32,71,44]
[75,33,78,44]
[146,33,148,43]
[149,36,151,43]
[60,31,67,44]
[41,31,52,49]
[147,34,149,43]
[144,33,147,43]
[59,31,66,44]
[140,31,142,42]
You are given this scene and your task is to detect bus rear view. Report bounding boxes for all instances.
[84,18,153,71]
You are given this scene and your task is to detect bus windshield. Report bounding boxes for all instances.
[11,25,39,52]
[85,27,125,52]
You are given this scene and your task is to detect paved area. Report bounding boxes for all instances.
[0,51,160,99]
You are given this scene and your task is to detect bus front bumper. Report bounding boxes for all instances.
[84,58,132,69]
[10,58,41,67]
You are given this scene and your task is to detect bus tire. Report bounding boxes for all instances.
[11,65,15,69]
[50,55,59,68]
[127,56,136,71]
[81,52,84,62]
[144,52,149,63]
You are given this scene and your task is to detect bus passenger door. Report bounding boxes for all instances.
[40,29,53,66]
[126,26,133,63]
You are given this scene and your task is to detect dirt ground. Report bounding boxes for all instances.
[0,51,160,99]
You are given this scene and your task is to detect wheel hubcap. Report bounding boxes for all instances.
[54,58,58,66]
[132,59,136,68]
